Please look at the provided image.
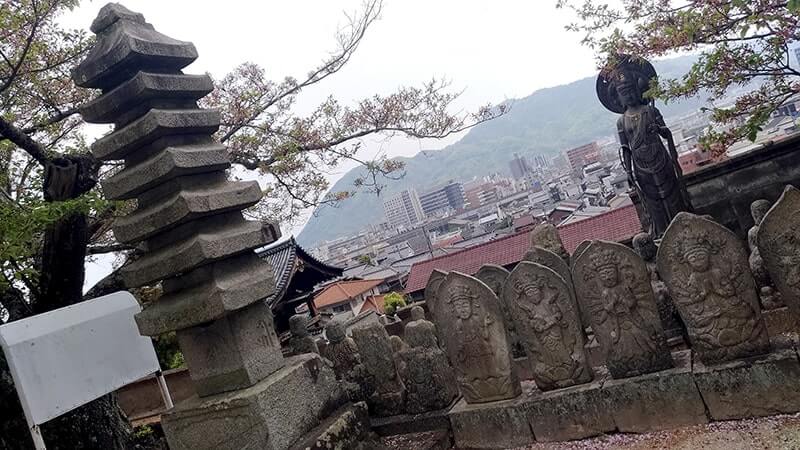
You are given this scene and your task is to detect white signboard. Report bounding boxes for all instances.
[0,291,160,427]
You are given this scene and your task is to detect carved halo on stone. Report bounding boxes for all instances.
[596,54,658,114]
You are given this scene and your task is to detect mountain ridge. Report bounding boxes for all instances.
[297,55,702,248]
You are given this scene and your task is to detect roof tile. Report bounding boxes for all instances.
[404,204,641,294]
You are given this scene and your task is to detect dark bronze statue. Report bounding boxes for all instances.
[597,55,692,237]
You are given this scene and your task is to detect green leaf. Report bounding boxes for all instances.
[789,0,800,13]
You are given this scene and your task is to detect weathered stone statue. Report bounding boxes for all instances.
[390,335,409,353]
[571,240,592,270]
[748,199,782,309]
[758,185,800,322]
[573,241,672,378]
[424,269,448,346]
[320,321,370,401]
[352,323,406,416]
[287,314,318,355]
[395,307,459,413]
[525,246,589,332]
[503,262,591,390]
[632,232,684,335]
[597,55,691,238]
[529,222,570,263]
[433,272,521,403]
[475,264,523,356]
[658,213,770,364]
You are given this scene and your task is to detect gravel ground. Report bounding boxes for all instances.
[516,413,800,450]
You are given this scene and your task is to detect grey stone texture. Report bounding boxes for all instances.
[633,232,685,338]
[657,212,770,364]
[319,322,368,402]
[352,323,406,416]
[176,301,284,397]
[448,394,534,449]
[693,348,800,421]
[527,380,615,442]
[759,185,800,322]
[162,354,346,450]
[121,215,275,287]
[432,271,522,403]
[288,315,319,356]
[475,264,523,357]
[114,179,262,243]
[395,307,458,414]
[135,253,275,335]
[370,400,456,437]
[80,71,213,125]
[103,141,230,200]
[525,245,589,331]
[748,199,783,309]
[529,222,570,263]
[291,402,384,450]
[573,241,673,378]
[73,3,198,90]
[92,108,221,161]
[601,350,707,433]
[502,262,591,391]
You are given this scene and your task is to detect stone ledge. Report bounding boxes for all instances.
[370,398,457,437]
[602,350,708,433]
[290,402,381,450]
[162,354,346,450]
[448,391,533,449]
[527,378,615,442]
[693,348,800,421]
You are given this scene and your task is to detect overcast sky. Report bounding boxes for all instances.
[65,0,601,290]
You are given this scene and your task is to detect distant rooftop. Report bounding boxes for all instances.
[404,204,641,294]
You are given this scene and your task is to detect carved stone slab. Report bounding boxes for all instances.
[658,212,770,364]
[571,240,592,270]
[758,185,800,322]
[573,240,672,378]
[502,262,591,390]
[525,246,588,330]
[424,269,448,348]
[434,272,521,403]
[475,264,521,355]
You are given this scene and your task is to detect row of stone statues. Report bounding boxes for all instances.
[423,197,800,403]
[287,308,459,416]
[286,190,799,409]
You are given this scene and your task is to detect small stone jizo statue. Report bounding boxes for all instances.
[287,314,318,356]
[395,306,458,413]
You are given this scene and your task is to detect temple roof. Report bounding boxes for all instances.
[257,237,343,308]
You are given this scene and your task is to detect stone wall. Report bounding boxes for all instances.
[685,134,800,237]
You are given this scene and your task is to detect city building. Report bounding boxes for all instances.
[509,153,532,179]
[565,142,602,171]
[382,189,424,230]
[419,181,466,217]
[312,279,386,319]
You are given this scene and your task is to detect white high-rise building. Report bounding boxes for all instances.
[382,189,424,230]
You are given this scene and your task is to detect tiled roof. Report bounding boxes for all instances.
[362,295,386,314]
[404,204,641,294]
[257,236,343,307]
[314,278,384,309]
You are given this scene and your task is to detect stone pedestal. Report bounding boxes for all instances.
[369,399,457,437]
[693,348,800,421]
[448,392,533,450]
[602,350,707,433]
[527,380,615,442]
[162,354,346,450]
[292,402,383,450]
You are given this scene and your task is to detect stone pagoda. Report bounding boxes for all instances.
[72,4,368,449]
